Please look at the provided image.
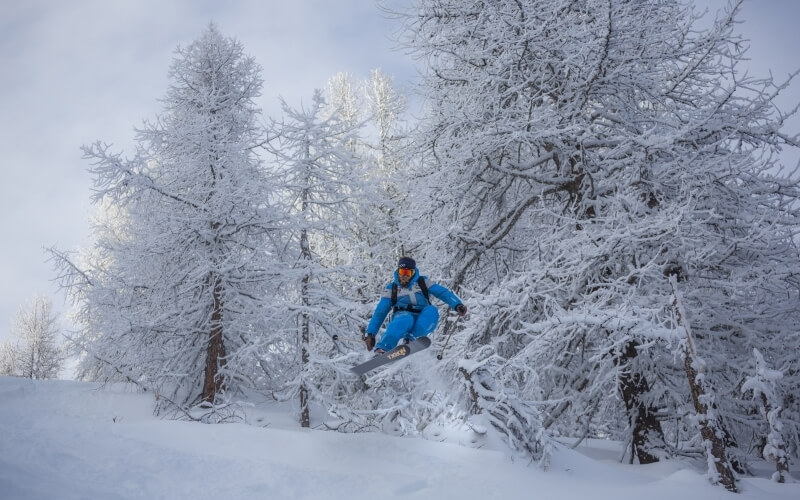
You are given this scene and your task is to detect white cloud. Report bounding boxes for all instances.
[0,0,416,341]
[0,0,797,344]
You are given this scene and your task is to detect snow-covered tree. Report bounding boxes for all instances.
[324,69,413,296]
[0,343,14,375]
[363,68,411,243]
[399,0,800,485]
[50,25,282,416]
[266,90,375,427]
[0,295,63,379]
[326,72,365,132]
[742,348,792,483]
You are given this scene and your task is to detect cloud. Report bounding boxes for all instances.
[0,0,416,342]
[1,0,796,346]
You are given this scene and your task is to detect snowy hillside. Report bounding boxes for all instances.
[0,376,796,500]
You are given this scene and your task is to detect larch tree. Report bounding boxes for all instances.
[0,295,63,380]
[363,68,413,255]
[317,71,433,433]
[325,69,412,297]
[326,72,365,134]
[0,343,14,376]
[50,25,282,417]
[266,90,375,428]
[399,0,800,487]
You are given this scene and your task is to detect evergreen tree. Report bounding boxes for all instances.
[325,69,412,297]
[266,90,374,427]
[363,68,412,254]
[0,295,64,379]
[50,25,281,417]
[400,0,800,485]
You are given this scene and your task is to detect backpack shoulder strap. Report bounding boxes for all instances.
[391,282,398,306]
[418,277,430,301]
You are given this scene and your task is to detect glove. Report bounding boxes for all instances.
[456,304,468,316]
[363,335,376,351]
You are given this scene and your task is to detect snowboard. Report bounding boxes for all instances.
[350,336,431,376]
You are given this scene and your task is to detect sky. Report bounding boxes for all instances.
[1,374,797,499]
[1,0,799,346]
[0,0,418,344]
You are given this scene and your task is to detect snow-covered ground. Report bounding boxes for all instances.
[0,376,796,500]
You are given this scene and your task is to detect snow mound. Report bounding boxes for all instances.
[0,376,796,500]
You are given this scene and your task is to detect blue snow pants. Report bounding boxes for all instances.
[376,305,439,351]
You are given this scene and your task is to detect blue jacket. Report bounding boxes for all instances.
[365,270,463,335]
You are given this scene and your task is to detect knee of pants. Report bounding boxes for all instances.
[378,313,414,349]
[411,305,439,338]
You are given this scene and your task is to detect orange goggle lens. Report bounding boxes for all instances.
[398,268,415,277]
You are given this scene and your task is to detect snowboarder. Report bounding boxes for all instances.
[363,256,467,354]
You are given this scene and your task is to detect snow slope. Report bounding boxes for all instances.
[0,376,796,500]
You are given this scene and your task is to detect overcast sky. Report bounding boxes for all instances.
[1,0,798,345]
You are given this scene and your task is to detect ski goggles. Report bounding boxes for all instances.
[397,267,415,277]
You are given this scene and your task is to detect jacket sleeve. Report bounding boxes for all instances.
[366,296,393,335]
[428,281,463,310]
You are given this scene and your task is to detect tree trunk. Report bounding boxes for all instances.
[683,353,738,491]
[670,276,737,493]
[299,226,311,428]
[616,341,665,464]
[202,274,226,403]
[299,277,310,428]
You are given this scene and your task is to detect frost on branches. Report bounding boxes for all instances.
[50,25,282,417]
[42,1,800,475]
[742,349,793,483]
[400,0,800,481]
[325,69,413,291]
[265,91,379,427]
[0,295,64,380]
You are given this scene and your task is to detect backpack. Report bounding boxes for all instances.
[391,278,429,312]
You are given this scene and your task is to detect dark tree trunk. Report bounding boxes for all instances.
[299,274,310,428]
[683,352,738,491]
[202,274,226,403]
[615,341,665,464]
[299,225,311,428]
[670,276,737,493]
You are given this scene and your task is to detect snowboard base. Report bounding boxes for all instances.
[350,337,431,375]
